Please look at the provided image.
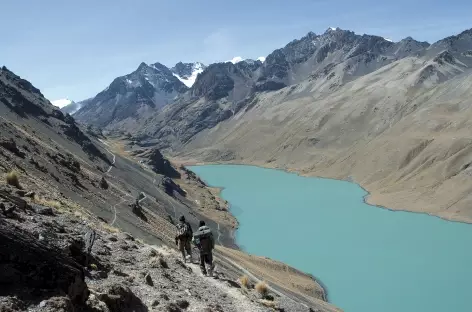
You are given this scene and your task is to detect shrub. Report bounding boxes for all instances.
[90,263,98,270]
[99,176,108,189]
[6,170,20,188]
[255,281,269,297]
[239,275,250,288]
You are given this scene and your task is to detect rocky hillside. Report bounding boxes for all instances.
[0,67,338,311]
[133,28,437,149]
[170,28,472,222]
[2,190,331,312]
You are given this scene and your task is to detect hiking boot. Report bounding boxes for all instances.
[208,264,215,277]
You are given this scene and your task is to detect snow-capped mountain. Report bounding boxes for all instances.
[73,62,188,129]
[51,98,73,108]
[61,101,83,115]
[51,98,84,115]
[170,62,206,87]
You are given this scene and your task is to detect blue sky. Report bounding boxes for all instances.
[1,0,471,102]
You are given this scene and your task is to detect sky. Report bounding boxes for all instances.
[1,0,471,102]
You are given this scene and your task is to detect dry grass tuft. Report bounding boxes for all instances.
[255,281,269,297]
[239,275,250,288]
[6,170,20,188]
[33,195,62,210]
[101,223,120,233]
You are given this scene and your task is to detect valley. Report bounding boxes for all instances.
[0,66,336,311]
[3,21,472,312]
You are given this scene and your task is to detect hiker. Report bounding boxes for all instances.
[193,220,215,277]
[175,215,193,263]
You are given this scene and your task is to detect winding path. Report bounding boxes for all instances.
[98,140,127,226]
[98,140,224,247]
[110,197,127,226]
[215,251,310,310]
[98,139,116,173]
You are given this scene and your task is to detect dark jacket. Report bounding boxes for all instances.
[193,225,215,255]
[175,221,193,241]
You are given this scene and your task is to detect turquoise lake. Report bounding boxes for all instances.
[189,164,472,312]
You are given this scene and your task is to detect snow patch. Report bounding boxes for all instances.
[126,79,133,84]
[384,37,393,42]
[228,56,244,64]
[173,63,205,87]
[51,99,72,108]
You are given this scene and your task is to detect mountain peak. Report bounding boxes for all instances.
[150,62,169,72]
[326,27,340,32]
[137,62,149,71]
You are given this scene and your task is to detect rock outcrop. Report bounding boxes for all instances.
[140,148,180,178]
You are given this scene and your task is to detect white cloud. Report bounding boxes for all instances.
[257,56,266,62]
[51,98,72,108]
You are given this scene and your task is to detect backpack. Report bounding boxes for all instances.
[193,227,212,246]
[184,222,193,238]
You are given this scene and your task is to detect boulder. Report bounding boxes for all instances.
[0,219,89,304]
[31,204,54,216]
[145,273,154,286]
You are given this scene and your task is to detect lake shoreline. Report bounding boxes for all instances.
[182,159,472,225]
[187,162,472,312]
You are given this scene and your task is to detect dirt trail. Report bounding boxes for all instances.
[152,246,268,312]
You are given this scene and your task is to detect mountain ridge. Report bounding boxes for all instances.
[74,26,441,133]
[120,26,472,223]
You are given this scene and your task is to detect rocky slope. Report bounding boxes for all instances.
[2,190,324,312]
[0,67,338,311]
